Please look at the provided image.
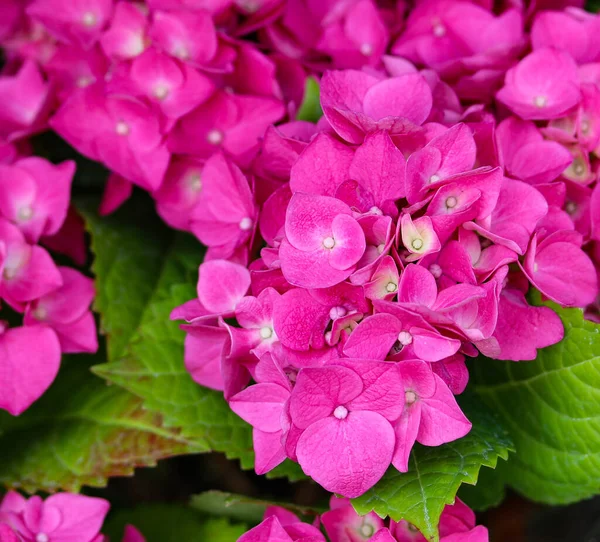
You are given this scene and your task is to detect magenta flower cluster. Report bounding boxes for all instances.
[165,1,600,500]
[0,491,144,542]
[0,154,97,416]
[239,497,487,542]
[2,0,600,527]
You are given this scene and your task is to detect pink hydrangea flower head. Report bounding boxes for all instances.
[320,70,433,144]
[187,153,258,260]
[51,86,170,191]
[393,361,471,472]
[27,0,113,48]
[321,496,385,542]
[279,193,366,288]
[496,48,581,120]
[492,288,564,361]
[0,157,75,243]
[531,9,600,64]
[0,218,63,311]
[290,361,403,497]
[496,117,573,185]
[0,61,50,141]
[400,214,441,262]
[167,91,285,165]
[100,2,149,60]
[155,157,205,231]
[24,266,98,354]
[522,232,598,307]
[150,9,218,65]
[0,491,110,542]
[0,323,61,416]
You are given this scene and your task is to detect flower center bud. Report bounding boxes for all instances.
[207,129,224,145]
[33,306,48,321]
[329,306,347,319]
[565,201,577,215]
[3,268,16,281]
[580,119,590,134]
[188,174,202,192]
[405,390,417,404]
[429,174,440,184]
[239,217,253,231]
[445,196,458,209]
[333,405,348,419]
[18,206,33,221]
[369,206,382,215]
[360,43,373,56]
[77,75,93,88]
[376,243,385,254]
[533,262,539,273]
[172,45,190,60]
[432,23,446,37]
[411,238,424,251]
[398,331,413,346]
[323,236,336,249]
[82,12,97,27]
[115,121,130,136]
[36,534,49,542]
[572,160,585,176]
[429,263,442,278]
[154,84,169,100]
[259,326,273,340]
[386,281,397,293]
[359,523,375,538]
[534,95,547,108]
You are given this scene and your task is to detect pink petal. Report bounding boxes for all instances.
[342,314,401,360]
[254,429,287,475]
[230,383,289,433]
[328,214,366,271]
[238,516,293,542]
[296,411,394,497]
[418,375,472,446]
[0,326,61,416]
[398,264,438,308]
[197,259,251,314]
[290,366,363,429]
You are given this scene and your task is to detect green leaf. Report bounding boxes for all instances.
[297,77,322,123]
[82,196,302,478]
[0,355,203,493]
[352,395,513,542]
[472,297,600,505]
[190,491,325,524]
[103,503,247,542]
[457,461,507,512]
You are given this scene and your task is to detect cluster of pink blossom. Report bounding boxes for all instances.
[0,491,143,542]
[238,497,487,541]
[0,152,97,417]
[168,0,600,499]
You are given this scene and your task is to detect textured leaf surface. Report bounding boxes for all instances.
[472,297,600,505]
[0,355,202,493]
[104,503,247,542]
[352,395,512,541]
[83,197,305,479]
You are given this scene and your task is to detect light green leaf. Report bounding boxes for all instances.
[472,296,600,505]
[297,77,322,123]
[83,196,304,478]
[190,491,325,524]
[352,395,513,541]
[0,355,203,493]
[103,503,247,542]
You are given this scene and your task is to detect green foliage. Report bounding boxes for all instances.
[103,503,247,542]
[472,296,600,505]
[297,77,323,123]
[352,395,513,542]
[0,355,202,493]
[190,491,325,524]
[83,196,305,480]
